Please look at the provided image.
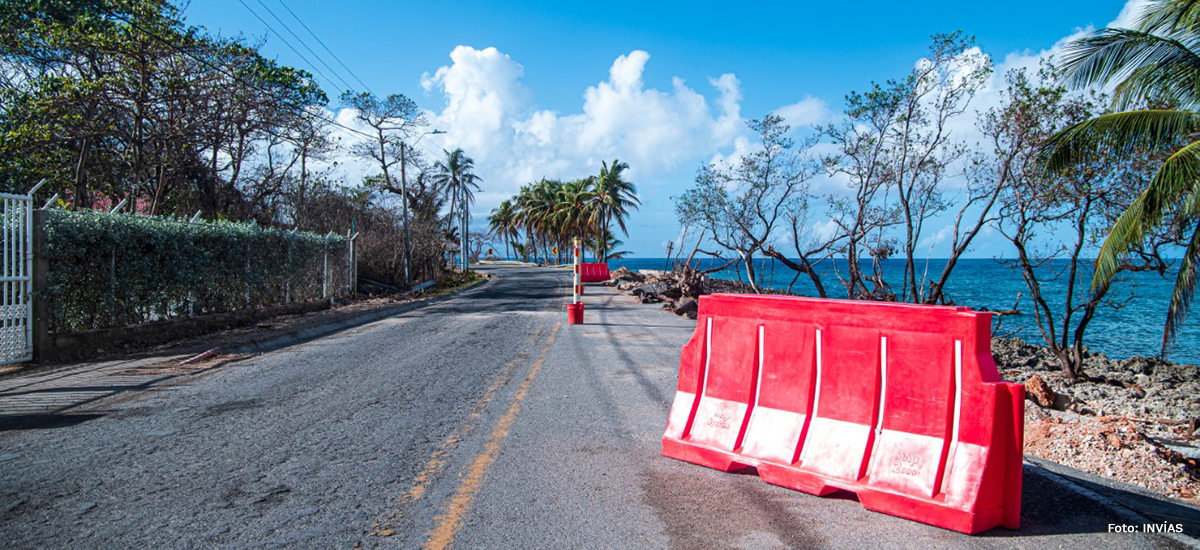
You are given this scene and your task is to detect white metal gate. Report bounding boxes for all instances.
[0,183,36,364]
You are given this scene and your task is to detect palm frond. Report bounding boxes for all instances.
[1042,109,1200,172]
[1139,0,1200,35]
[1093,138,1200,288]
[1061,28,1200,108]
[1052,0,1200,353]
[1163,220,1200,352]
[1113,57,1200,108]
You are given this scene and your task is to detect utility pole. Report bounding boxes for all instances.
[385,128,445,286]
[399,142,412,286]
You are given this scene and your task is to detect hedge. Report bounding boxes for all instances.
[42,210,351,334]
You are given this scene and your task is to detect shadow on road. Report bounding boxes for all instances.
[640,467,830,549]
[0,413,104,431]
[418,272,568,316]
[661,462,1198,540]
[1067,475,1200,538]
[1,384,152,397]
[584,322,695,329]
[980,467,1199,539]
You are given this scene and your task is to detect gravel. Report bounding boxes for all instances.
[992,336,1200,504]
[991,336,1200,421]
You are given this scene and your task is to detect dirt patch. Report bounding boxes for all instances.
[1023,409,1200,503]
[113,353,250,377]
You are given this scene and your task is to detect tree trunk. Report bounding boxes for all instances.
[73,137,91,208]
[742,251,760,293]
[1049,348,1079,382]
[762,248,828,298]
[461,193,469,271]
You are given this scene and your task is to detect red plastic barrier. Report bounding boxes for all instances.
[661,294,1024,534]
[579,263,610,283]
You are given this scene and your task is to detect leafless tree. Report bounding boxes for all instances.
[994,72,1178,379]
[675,114,818,292]
[821,32,990,301]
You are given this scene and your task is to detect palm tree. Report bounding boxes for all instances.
[511,184,532,262]
[1043,0,1200,351]
[500,172,636,264]
[513,181,545,263]
[551,178,595,262]
[527,178,562,262]
[488,199,518,260]
[588,228,632,260]
[433,148,481,271]
[591,159,640,262]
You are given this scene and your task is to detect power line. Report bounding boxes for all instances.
[233,0,348,97]
[108,11,375,141]
[250,0,356,94]
[273,0,376,96]
[104,11,447,168]
[413,139,445,158]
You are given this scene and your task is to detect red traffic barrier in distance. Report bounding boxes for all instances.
[579,263,610,283]
[662,294,1024,534]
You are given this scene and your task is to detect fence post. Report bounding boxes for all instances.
[31,210,48,361]
[346,230,357,297]
[109,246,116,327]
[322,236,329,299]
[285,240,291,304]
[244,242,251,309]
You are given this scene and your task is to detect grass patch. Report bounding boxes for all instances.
[428,271,488,297]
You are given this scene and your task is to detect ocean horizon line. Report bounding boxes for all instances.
[601,256,1187,263]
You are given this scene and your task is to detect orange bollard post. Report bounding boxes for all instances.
[568,237,584,324]
[567,302,584,324]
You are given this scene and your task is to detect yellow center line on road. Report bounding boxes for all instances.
[367,326,545,538]
[422,320,562,550]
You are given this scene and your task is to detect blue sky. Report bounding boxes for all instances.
[182,0,1135,257]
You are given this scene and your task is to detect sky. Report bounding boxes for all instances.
[181,0,1139,258]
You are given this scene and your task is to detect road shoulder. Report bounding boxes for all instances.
[445,280,1199,549]
[0,273,496,429]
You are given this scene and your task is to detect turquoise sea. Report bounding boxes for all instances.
[606,257,1200,364]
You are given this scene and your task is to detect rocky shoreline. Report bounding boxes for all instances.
[992,336,1200,503]
[607,267,1200,504]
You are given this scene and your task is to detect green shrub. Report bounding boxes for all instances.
[43,211,350,333]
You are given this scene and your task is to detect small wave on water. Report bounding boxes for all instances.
[607,257,1200,364]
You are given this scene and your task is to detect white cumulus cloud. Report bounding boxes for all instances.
[773,96,831,129]
[418,46,748,223]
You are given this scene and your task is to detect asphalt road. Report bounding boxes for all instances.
[1,265,1196,549]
